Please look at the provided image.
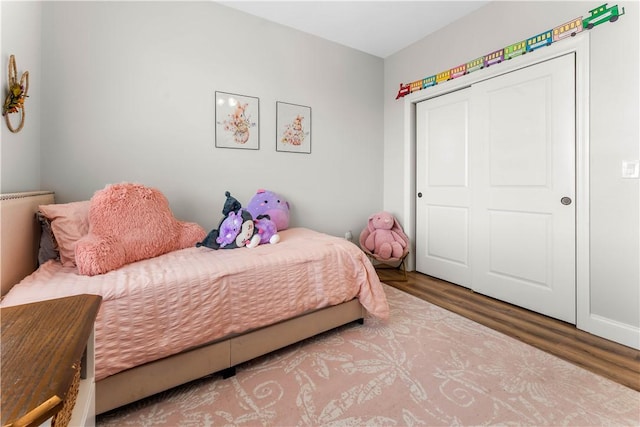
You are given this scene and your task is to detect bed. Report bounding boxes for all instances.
[0,190,389,416]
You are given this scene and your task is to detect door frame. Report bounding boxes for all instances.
[401,34,590,327]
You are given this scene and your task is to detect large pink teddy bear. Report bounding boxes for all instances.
[363,211,408,260]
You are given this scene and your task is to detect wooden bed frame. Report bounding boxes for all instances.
[0,192,365,415]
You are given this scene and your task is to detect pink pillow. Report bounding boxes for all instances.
[38,201,90,267]
[75,183,206,276]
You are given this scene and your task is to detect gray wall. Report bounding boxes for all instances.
[384,1,639,348]
[2,1,384,237]
[1,0,42,191]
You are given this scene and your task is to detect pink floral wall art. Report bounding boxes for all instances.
[276,101,311,154]
[215,91,259,150]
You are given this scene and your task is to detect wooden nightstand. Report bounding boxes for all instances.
[1,294,101,427]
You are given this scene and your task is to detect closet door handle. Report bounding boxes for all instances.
[561,197,572,205]
[418,192,423,198]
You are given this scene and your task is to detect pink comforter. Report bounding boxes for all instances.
[1,228,389,381]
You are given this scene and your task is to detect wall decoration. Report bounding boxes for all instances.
[215,91,259,150]
[276,101,311,154]
[3,55,29,133]
[395,3,625,100]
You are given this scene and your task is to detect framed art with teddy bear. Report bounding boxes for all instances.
[215,91,260,150]
[276,101,311,154]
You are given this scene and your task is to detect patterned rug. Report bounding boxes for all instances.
[97,284,640,426]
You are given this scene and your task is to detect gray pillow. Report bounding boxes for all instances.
[36,211,60,266]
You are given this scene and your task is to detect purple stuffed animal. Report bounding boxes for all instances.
[197,191,283,250]
[252,215,281,246]
[246,189,290,231]
[216,209,255,248]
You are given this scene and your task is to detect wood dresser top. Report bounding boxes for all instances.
[1,294,102,427]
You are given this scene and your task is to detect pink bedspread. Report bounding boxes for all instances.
[1,228,389,381]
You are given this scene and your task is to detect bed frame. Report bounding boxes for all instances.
[1,191,55,296]
[0,192,365,415]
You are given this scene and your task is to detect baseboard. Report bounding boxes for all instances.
[579,314,640,350]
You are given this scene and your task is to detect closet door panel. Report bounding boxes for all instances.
[416,88,472,287]
[471,54,576,323]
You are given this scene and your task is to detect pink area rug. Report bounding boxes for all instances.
[97,285,640,426]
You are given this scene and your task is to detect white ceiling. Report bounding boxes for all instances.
[218,1,490,58]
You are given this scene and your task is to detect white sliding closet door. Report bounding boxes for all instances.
[416,89,472,287]
[416,53,576,323]
[471,54,576,323]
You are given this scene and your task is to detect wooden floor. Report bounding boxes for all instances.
[376,268,640,392]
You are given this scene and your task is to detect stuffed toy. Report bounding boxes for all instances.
[364,211,408,260]
[246,189,290,231]
[253,215,281,245]
[222,190,242,215]
[216,208,259,249]
[197,191,280,250]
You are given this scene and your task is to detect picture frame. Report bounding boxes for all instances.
[276,101,311,154]
[215,91,259,150]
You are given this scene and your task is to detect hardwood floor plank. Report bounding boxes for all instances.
[378,270,640,392]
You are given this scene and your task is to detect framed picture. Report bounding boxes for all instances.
[215,91,259,149]
[276,101,311,154]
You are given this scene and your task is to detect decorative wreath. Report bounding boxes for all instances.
[2,55,29,133]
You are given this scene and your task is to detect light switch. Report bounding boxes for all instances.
[622,160,640,179]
